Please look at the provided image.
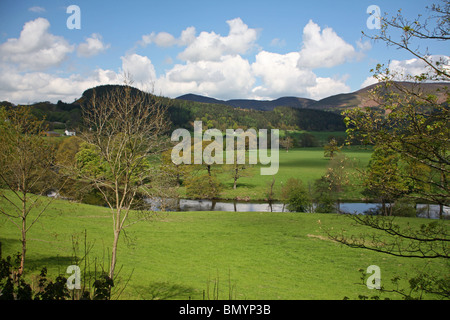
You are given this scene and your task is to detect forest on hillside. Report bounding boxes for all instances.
[1,85,346,133]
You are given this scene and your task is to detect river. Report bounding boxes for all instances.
[145,198,450,219]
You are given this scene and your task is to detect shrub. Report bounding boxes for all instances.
[281,178,312,212]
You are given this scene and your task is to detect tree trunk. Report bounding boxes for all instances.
[19,191,27,276]
[19,217,26,276]
[109,229,120,280]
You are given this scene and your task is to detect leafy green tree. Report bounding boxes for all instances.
[281,178,312,212]
[323,138,341,159]
[345,1,449,215]
[321,154,352,212]
[312,177,338,213]
[0,106,57,276]
[280,135,294,152]
[328,1,449,299]
[184,173,222,199]
[362,146,409,215]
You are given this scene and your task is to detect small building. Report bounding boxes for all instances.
[65,130,76,136]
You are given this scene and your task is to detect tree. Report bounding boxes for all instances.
[362,146,410,215]
[280,178,312,212]
[184,173,222,200]
[79,80,171,280]
[327,1,450,299]
[0,106,57,276]
[320,154,352,212]
[280,135,294,152]
[345,1,450,215]
[323,138,341,159]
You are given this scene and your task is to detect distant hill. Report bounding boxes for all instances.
[310,81,450,112]
[176,94,315,111]
[177,81,450,112]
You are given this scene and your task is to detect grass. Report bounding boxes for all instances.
[184,145,373,201]
[1,191,447,300]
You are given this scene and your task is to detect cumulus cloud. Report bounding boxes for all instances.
[156,55,255,99]
[251,51,316,97]
[0,18,74,71]
[389,55,449,78]
[251,51,351,100]
[297,20,357,69]
[306,76,351,100]
[360,55,450,88]
[0,68,120,104]
[177,18,258,62]
[139,26,196,47]
[77,33,110,57]
[120,53,157,85]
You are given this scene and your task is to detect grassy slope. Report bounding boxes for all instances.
[1,192,447,300]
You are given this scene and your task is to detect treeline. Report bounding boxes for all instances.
[169,100,346,131]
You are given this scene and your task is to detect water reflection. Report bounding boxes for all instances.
[145,198,449,219]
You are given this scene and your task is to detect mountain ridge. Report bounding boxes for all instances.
[176,81,450,112]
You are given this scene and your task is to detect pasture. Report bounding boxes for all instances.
[0,193,446,300]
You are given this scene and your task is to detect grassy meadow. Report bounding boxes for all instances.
[1,191,447,300]
[179,145,373,201]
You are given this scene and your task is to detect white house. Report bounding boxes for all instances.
[65,130,76,136]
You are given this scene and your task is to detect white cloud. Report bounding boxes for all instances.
[0,68,120,104]
[251,51,316,97]
[28,6,46,13]
[177,18,258,62]
[156,55,255,99]
[121,53,157,85]
[306,76,351,100]
[360,75,379,88]
[270,38,286,47]
[251,50,351,100]
[297,20,357,69]
[389,55,449,79]
[139,26,196,47]
[77,33,110,57]
[360,55,450,88]
[140,18,258,63]
[0,18,74,71]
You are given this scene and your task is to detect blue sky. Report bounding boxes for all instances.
[0,0,447,104]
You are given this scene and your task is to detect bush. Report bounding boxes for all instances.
[185,173,222,199]
[281,178,312,212]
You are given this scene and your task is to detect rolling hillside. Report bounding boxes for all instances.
[176,81,450,112]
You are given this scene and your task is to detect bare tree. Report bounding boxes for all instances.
[79,79,171,280]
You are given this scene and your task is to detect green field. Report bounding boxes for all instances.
[182,145,373,201]
[1,193,447,300]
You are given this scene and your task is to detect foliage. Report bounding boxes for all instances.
[345,1,449,212]
[79,82,172,279]
[280,178,312,212]
[356,265,450,300]
[323,138,341,159]
[184,173,222,199]
[0,105,59,275]
[0,247,113,300]
[312,177,338,213]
